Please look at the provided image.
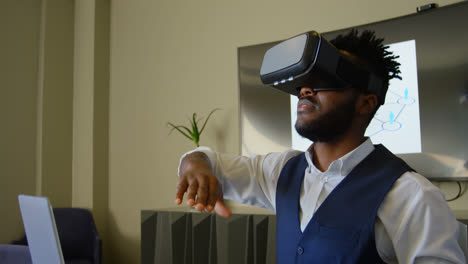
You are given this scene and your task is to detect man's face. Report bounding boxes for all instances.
[295,82,359,143]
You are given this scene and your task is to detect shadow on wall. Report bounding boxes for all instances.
[106,210,140,264]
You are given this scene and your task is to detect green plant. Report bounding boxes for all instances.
[167,108,220,147]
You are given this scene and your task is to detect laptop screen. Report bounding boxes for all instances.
[18,195,65,264]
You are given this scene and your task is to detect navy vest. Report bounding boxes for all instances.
[275,145,413,264]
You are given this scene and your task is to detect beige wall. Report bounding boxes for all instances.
[0,0,41,244]
[0,0,110,254]
[108,0,466,263]
[0,0,75,243]
[73,0,96,210]
[39,0,75,208]
[73,0,111,257]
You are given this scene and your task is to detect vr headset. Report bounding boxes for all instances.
[260,31,386,105]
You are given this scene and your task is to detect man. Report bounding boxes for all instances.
[175,30,465,263]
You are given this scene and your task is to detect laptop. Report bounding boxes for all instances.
[18,194,65,264]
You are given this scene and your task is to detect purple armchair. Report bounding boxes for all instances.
[0,244,32,264]
[12,208,102,264]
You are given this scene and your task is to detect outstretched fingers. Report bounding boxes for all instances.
[175,180,189,205]
[186,180,199,206]
[174,164,231,217]
[204,176,219,212]
[194,177,209,211]
[214,199,232,218]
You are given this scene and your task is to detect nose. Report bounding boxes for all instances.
[299,87,316,98]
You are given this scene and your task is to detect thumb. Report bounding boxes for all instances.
[214,199,232,218]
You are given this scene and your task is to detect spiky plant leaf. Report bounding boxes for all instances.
[199,108,220,134]
[167,123,193,141]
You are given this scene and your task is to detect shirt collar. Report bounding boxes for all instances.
[304,138,375,177]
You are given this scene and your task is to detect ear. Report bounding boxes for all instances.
[356,93,378,117]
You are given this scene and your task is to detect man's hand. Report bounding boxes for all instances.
[175,151,232,218]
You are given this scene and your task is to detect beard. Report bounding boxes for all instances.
[295,94,357,143]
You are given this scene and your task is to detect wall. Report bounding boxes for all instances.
[39,0,75,208]
[0,0,41,243]
[0,0,110,255]
[73,0,110,258]
[73,0,96,210]
[108,0,466,263]
[0,0,75,244]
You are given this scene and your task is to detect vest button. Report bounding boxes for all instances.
[297,246,304,255]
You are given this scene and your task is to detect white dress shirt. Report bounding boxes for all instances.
[181,139,465,263]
